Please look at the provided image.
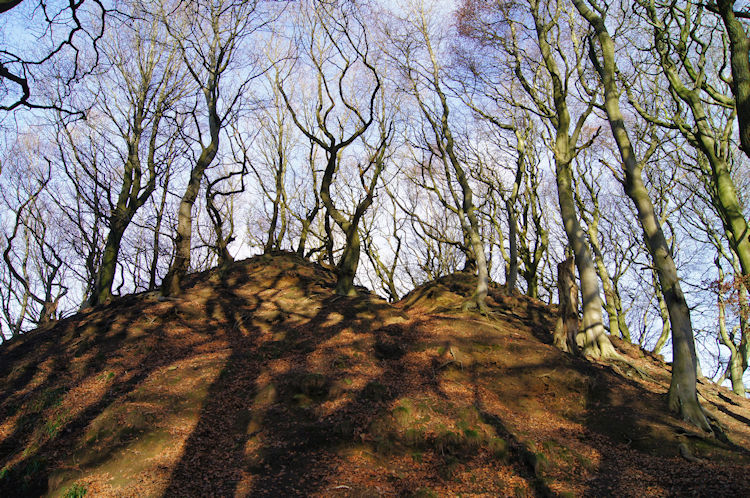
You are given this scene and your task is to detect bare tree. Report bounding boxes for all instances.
[65,6,186,306]
[623,2,750,301]
[573,154,631,341]
[390,2,491,312]
[710,1,750,157]
[160,0,270,295]
[1,145,68,337]
[465,111,550,298]
[573,0,712,430]
[460,0,620,354]
[293,139,323,257]
[360,187,406,302]
[279,0,390,296]
[53,117,108,303]
[244,71,295,254]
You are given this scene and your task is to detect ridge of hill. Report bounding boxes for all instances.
[1,252,749,496]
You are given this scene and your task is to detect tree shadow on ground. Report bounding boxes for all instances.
[243,300,412,496]
[161,259,411,496]
[0,290,217,495]
[576,359,750,496]
[465,364,555,497]
[5,254,750,497]
[162,267,274,496]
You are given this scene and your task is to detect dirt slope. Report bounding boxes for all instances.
[1,252,749,497]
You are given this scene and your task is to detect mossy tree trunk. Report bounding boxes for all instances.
[555,155,613,358]
[318,142,388,296]
[715,0,750,158]
[707,225,750,396]
[574,0,711,431]
[717,258,747,396]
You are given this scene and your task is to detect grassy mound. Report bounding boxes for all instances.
[0,253,749,496]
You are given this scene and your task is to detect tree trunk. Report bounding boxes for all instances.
[621,79,709,430]
[519,177,547,300]
[506,199,519,292]
[93,220,127,304]
[297,205,319,257]
[149,173,170,290]
[162,181,199,296]
[574,0,711,431]
[92,152,156,304]
[522,0,615,358]
[335,226,361,297]
[461,228,477,273]
[265,183,282,254]
[162,147,215,296]
[504,127,529,294]
[555,159,615,359]
[205,186,235,269]
[719,291,746,395]
[462,213,489,313]
[445,129,488,313]
[554,256,580,354]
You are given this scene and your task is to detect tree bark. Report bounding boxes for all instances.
[335,227,361,297]
[554,256,580,354]
[556,158,613,358]
[94,219,127,304]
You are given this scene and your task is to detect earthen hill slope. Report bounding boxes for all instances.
[1,252,749,496]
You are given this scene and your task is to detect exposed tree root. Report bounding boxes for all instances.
[461,293,490,316]
[669,389,714,436]
[678,442,704,463]
[606,354,659,383]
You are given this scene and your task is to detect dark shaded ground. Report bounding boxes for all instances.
[1,252,749,497]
